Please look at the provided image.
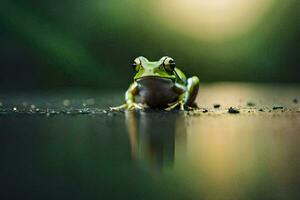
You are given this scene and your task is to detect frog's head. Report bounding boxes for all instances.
[132,56,177,82]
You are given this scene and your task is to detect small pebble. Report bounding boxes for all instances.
[247,102,256,107]
[13,107,17,111]
[228,107,240,114]
[258,108,264,112]
[202,109,208,113]
[293,98,298,103]
[30,104,36,109]
[273,105,284,110]
[213,104,220,108]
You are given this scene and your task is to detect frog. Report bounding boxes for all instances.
[111,56,199,111]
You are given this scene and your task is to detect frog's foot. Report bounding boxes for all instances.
[165,100,185,111]
[110,104,127,111]
[127,103,147,110]
[110,103,147,111]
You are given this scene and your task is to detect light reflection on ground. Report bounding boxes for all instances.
[0,83,300,199]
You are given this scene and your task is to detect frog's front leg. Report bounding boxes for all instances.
[125,82,146,110]
[111,82,145,111]
[165,76,199,111]
[165,83,186,111]
[184,76,200,107]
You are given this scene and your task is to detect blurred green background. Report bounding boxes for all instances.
[0,0,299,90]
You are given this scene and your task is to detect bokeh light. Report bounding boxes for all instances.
[0,0,299,90]
[158,0,275,41]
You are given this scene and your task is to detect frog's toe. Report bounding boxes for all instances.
[128,103,147,110]
[165,101,185,111]
[180,102,185,111]
[110,104,127,111]
[133,103,144,110]
[165,102,179,111]
[110,103,143,111]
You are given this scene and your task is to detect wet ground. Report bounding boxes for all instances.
[0,83,300,200]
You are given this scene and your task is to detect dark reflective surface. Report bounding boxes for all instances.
[126,111,187,171]
[0,112,197,200]
[1,84,300,200]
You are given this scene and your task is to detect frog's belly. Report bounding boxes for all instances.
[136,77,179,108]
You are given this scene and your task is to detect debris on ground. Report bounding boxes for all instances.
[273,105,284,110]
[213,104,220,108]
[202,109,208,113]
[258,108,264,112]
[247,102,256,106]
[228,107,240,114]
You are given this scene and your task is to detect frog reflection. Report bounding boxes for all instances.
[125,111,187,171]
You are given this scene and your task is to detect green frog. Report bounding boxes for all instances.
[112,56,199,111]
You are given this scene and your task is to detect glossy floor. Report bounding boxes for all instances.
[1,83,300,199]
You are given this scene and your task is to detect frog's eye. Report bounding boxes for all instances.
[132,58,141,71]
[163,57,176,72]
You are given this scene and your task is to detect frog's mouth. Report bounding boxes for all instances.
[135,76,175,89]
[135,76,175,83]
